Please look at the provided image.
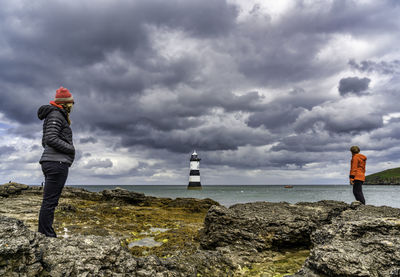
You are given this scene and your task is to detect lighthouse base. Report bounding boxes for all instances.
[187,182,202,190]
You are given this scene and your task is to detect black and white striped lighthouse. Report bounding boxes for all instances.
[187,150,201,190]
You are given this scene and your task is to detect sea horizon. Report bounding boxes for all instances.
[51,184,400,209]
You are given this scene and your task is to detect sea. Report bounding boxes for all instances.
[70,185,400,208]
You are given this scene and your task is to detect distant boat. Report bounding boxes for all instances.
[284,185,293,188]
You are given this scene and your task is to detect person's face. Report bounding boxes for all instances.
[65,102,74,113]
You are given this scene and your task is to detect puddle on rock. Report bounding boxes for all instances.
[139,227,169,236]
[128,237,163,248]
[149,227,169,233]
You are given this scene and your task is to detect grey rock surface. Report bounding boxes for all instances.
[200,200,400,276]
[200,200,349,251]
[294,203,400,277]
[0,215,45,276]
[101,187,147,204]
[0,215,198,276]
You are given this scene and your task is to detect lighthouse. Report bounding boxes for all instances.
[188,150,201,190]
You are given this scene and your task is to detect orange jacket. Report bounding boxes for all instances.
[349,153,367,182]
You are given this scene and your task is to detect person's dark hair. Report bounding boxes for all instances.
[350,145,360,154]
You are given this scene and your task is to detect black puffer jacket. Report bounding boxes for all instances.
[38,105,75,166]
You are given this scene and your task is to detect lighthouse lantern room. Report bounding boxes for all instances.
[187,150,201,190]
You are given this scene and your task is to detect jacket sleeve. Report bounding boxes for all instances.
[349,157,357,180]
[43,112,75,154]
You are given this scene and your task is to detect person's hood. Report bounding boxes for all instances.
[37,105,59,120]
[355,153,367,161]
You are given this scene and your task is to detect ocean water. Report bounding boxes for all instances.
[70,185,400,208]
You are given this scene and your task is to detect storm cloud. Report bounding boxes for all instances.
[338,77,371,96]
[1,0,400,185]
[0,146,16,157]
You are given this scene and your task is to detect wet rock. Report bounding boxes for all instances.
[200,200,349,251]
[167,197,220,212]
[0,182,29,197]
[102,187,147,204]
[294,204,400,277]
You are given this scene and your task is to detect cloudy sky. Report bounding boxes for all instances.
[1,0,400,185]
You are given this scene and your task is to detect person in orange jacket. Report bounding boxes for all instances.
[349,145,367,204]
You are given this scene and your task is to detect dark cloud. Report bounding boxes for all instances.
[120,125,273,153]
[338,77,371,96]
[271,133,349,153]
[83,158,113,169]
[349,59,400,75]
[7,124,41,139]
[230,1,400,87]
[0,146,16,157]
[246,88,330,131]
[247,105,305,130]
[293,99,384,135]
[203,149,330,169]
[177,90,265,113]
[30,145,41,151]
[0,0,237,124]
[0,0,399,184]
[80,137,98,144]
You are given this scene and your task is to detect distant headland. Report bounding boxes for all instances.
[365,167,400,185]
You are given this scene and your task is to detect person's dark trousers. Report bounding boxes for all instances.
[353,180,366,205]
[38,161,69,237]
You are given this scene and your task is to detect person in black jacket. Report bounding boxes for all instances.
[37,87,75,237]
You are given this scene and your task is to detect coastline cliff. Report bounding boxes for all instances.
[1,182,400,276]
[365,167,400,185]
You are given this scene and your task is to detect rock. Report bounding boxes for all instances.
[101,188,219,212]
[167,197,220,212]
[5,183,400,276]
[294,204,400,277]
[57,203,77,212]
[199,200,349,251]
[0,182,29,197]
[0,215,197,276]
[0,215,45,276]
[62,186,103,201]
[40,234,139,276]
[102,187,147,204]
[20,185,103,201]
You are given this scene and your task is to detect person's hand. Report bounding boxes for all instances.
[349,180,354,185]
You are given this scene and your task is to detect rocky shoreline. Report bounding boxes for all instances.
[1,183,400,276]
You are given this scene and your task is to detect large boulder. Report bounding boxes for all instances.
[294,203,400,277]
[167,197,220,212]
[0,182,29,197]
[199,200,349,251]
[101,187,147,204]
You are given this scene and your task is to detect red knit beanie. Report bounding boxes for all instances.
[54,87,74,104]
